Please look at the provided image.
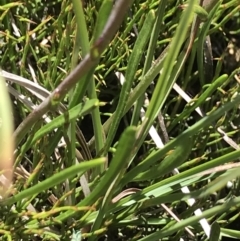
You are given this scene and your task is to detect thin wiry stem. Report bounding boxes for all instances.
[13,0,134,146]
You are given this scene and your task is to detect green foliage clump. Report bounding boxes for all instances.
[1,0,240,240]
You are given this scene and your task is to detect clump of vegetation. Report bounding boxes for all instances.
[0,0,240,240]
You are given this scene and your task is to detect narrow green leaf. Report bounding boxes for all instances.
[122,93,240,186]
[170,74,228,129]
[182,3,209,21]
[4,158,106,206]
[56,126,138,223]
[72,0,90,57]
[197,1,221,84]
[221,228,240,239]
[91,0,113,43]
[144,0,196,123]
[102,10,156,155]
[134,136,194,181]
[210,222,221,241]
[131,0,168,125]
[31,99,99,145]
[138,196,240,240]
[199,166,240,199]
[88,126,138,240]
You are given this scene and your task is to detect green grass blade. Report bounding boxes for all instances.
[88,126,138,240]
[122,93,240,185]
[131,0,168,125]
[210,222,221,241]
[91,0,113,43]
[197,1,221,84]
[87,1,113,173]
[133,136,194,181]
[169,74,228,130]
[137,196,240,240]
[30,99,99,145]
[103,10,156,155]
[56,126,138,223]
[4,158,106,206]
[144,0,196,123]
[72,0,90,57]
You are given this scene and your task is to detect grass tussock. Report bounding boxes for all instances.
[0,0,240,240]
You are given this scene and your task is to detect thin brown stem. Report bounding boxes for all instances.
[13,0,134,147]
